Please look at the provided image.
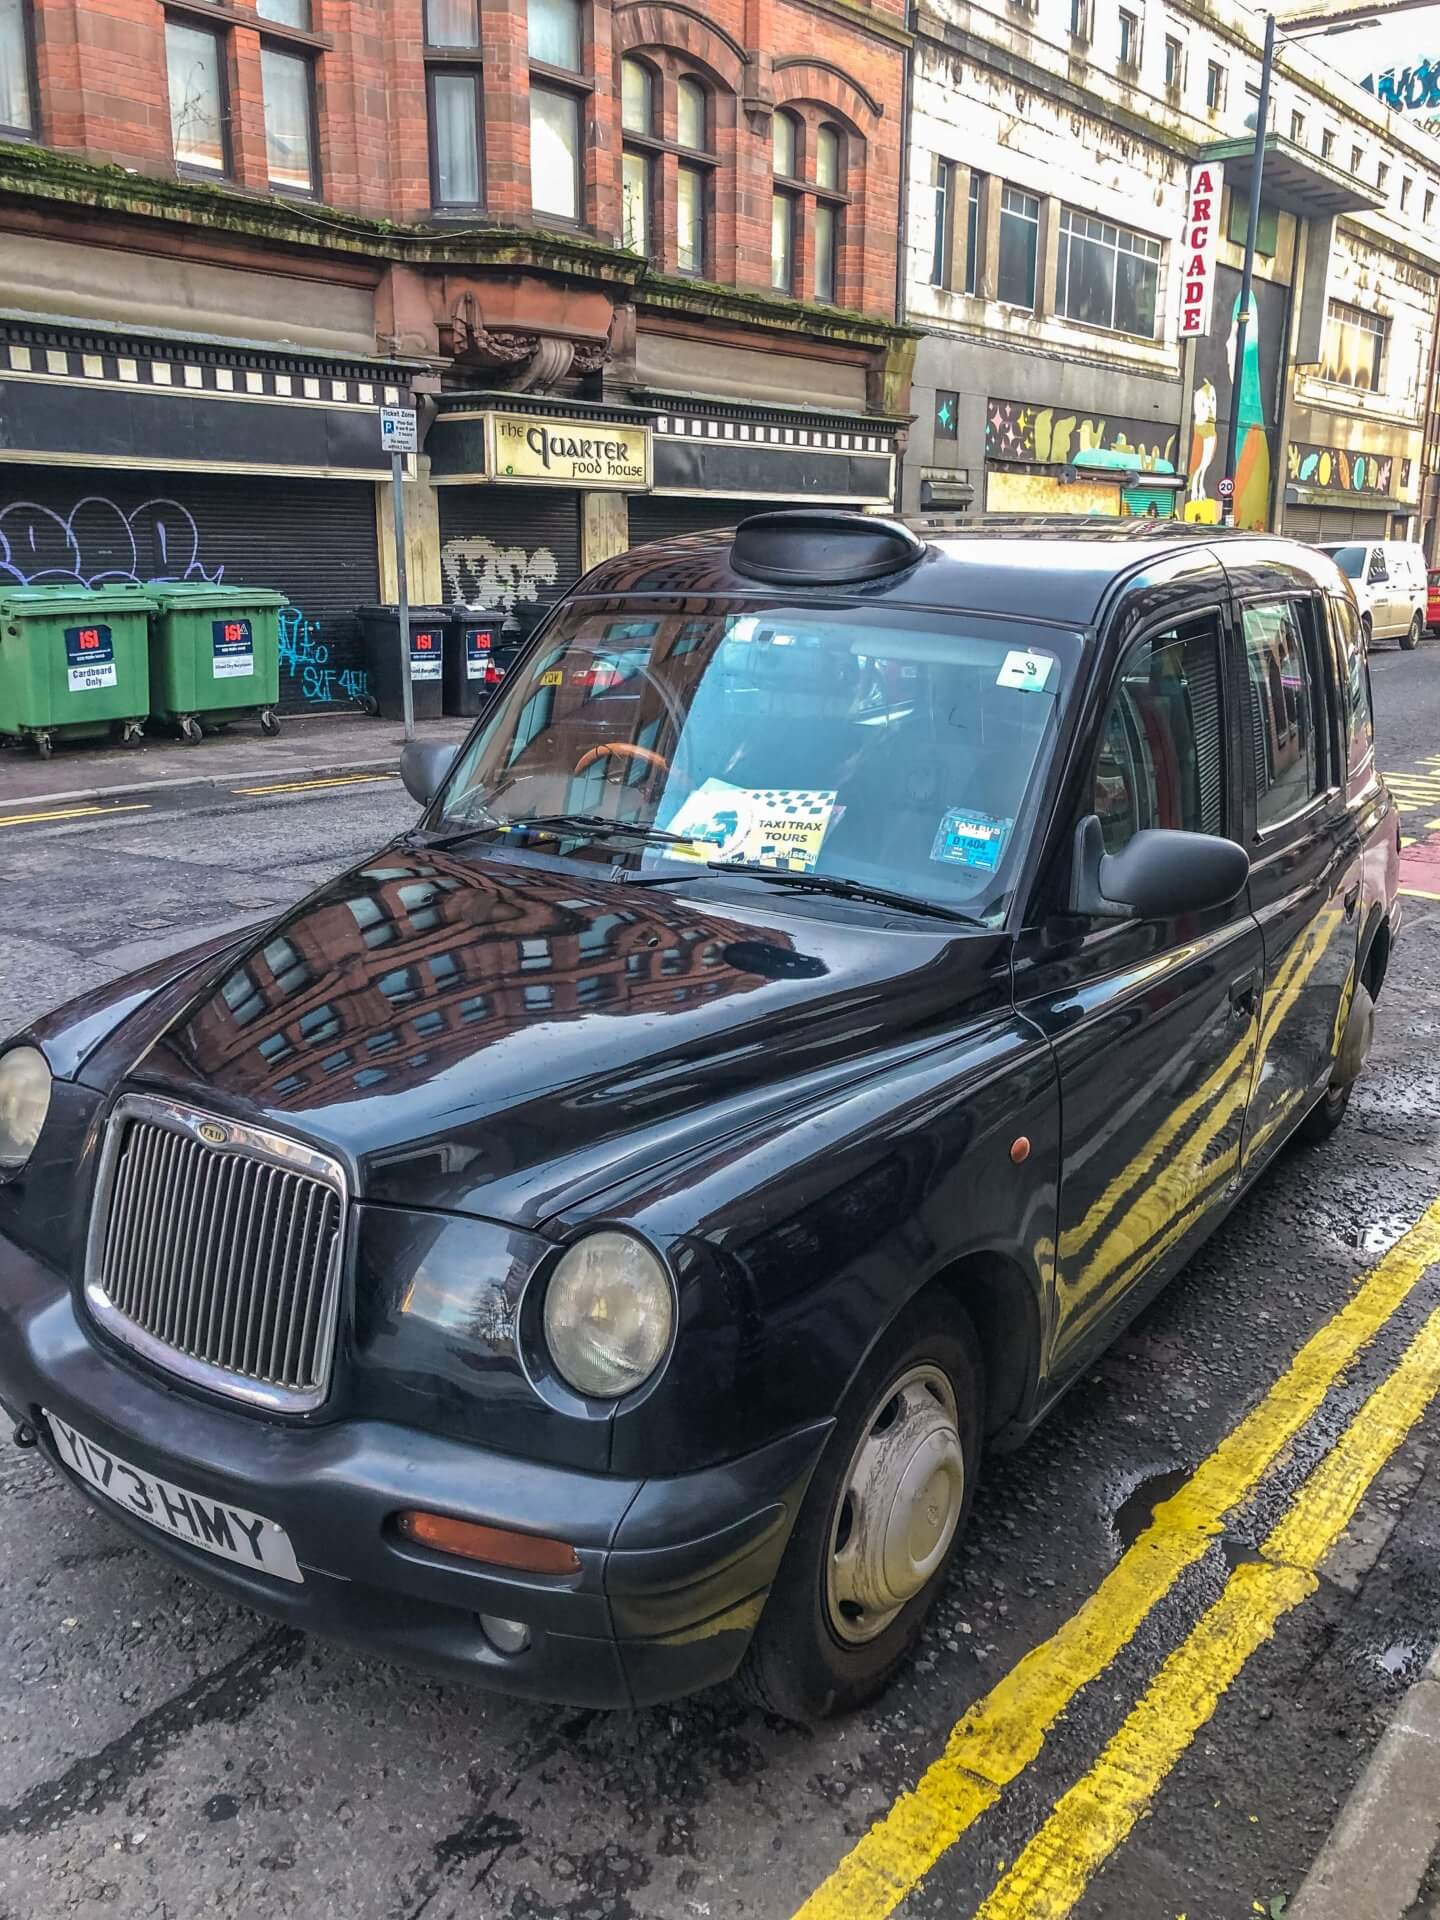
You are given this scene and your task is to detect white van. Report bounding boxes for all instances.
[1314,540,1428,648]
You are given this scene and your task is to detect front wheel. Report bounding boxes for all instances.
[739,1300,982,1724]
[1361,613,1374,651]
[1402,611,1424,651]
[259,708,281,737]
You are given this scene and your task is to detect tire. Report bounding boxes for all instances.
[738,1299,983,1725]
[361,693,380,717]
[1297,1079,1352,1144]
[260,708,281,737]
[1401,611,1423,651]
[180,716,202,745]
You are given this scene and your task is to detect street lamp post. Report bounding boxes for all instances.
[1220,9,1276,526]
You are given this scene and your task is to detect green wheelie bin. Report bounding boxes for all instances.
[146,584,288,742]
[0,584,155,759]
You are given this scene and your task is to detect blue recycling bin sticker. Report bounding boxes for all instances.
[65,624,116,693]
[212,618,255,680]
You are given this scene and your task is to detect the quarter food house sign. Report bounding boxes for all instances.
[489,411,652,489]
[1178,163,1222,337]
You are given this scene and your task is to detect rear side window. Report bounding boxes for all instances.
[1243,598,1323,831]
[1091,618,1225,855]
[1330,595,1375,778]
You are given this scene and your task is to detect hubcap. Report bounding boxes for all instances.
[825,1363,965,1645]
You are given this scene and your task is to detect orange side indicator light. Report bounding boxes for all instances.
[397,1511,580,1574]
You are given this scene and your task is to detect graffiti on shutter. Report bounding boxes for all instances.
[440,537,561,632]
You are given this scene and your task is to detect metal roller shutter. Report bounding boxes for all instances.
[628,497,754,547]
[0,465,379,713]
[437,487,581,635]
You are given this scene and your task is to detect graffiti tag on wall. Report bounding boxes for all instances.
[441,538,560,628]
[277,607,369,706]
[1362,61,1440,114]
[0,496,223,588]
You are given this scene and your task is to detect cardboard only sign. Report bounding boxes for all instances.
[1179,163,1223,338]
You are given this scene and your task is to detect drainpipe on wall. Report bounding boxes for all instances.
[1420,283,1440,560]
[893,0,915,517]
[1271,215,1305,538]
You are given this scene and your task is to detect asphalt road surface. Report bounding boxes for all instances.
[2,649,1440,1920]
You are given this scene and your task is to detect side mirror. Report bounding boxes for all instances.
[1070,816,1249,920]
[400,741,459,808]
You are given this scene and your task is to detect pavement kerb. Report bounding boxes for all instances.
[1287,1643,1440,1920]
[0,754,410,812]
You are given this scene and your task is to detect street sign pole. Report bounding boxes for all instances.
[381,407,419,743]
[390,450,415,744]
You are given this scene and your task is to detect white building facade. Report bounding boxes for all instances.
[903,0,1440,545]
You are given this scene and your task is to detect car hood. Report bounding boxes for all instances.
[120,844,1009,1227]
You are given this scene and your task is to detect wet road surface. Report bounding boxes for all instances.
[1,647,1439,1920]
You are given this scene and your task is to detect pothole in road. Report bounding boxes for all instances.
[1110,1466,1190,1550]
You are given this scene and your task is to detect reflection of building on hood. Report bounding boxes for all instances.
[175,861,807,1109]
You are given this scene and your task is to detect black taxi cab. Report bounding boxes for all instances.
[0,514,1399,1722]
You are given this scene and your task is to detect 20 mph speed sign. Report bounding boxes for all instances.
[1218,477,1235,499]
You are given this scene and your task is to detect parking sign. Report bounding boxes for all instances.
[380,406,418,453]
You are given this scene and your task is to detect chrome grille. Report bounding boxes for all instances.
[85,1096,346,1413]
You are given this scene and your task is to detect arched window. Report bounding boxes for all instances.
[771,111,802,291]
[815,122,840,190]
[813,123,845,302]
[620,57,656,254]
[773,108,800,181]
[621,56,653,133]
[678,75,707,150]
[676,75,711,274]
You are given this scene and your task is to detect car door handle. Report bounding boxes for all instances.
[1229,971,1260,1019]
[1344,884,1360,920]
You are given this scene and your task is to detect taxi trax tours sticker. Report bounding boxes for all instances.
[667,778,839,873]
[64,623,117,693]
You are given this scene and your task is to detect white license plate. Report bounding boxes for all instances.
[45,1410,303,1584]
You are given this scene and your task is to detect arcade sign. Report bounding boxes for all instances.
[1178,163,1223,339]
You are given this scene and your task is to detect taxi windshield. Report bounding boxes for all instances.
[435,598,1081,917]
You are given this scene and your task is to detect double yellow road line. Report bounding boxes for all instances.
[795,1197,1440,1920]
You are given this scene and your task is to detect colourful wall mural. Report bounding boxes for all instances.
[985,401,1178,470]
[1286,443,1396,497]
[1362,60,1440,114]
[1184,264,1288,529]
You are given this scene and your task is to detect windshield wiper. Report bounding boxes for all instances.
[623,860,983,924]
[410,811,698,854]
[509,813,701,846]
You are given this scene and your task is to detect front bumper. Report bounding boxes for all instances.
[0,1230,829,1708]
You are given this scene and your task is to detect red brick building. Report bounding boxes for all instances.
[0,0,914,710]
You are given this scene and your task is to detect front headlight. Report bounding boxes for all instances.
[0,1047,51,1178]
[542,1231,674,1399]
